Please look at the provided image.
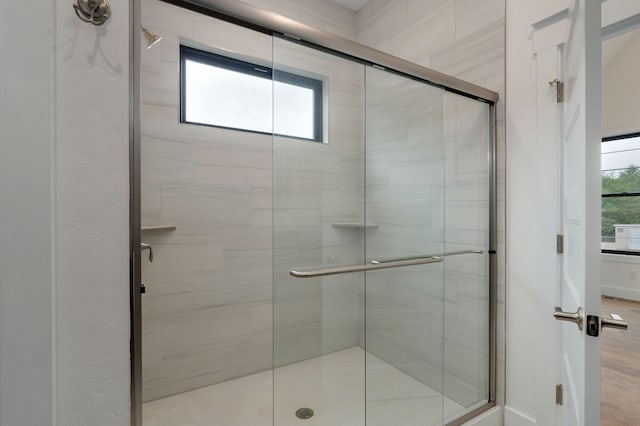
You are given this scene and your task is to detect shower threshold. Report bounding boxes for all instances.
[143,347,467,426]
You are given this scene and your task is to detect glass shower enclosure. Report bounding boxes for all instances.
[136,1,496,425]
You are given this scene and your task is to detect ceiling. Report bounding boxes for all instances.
[330,0,369,12]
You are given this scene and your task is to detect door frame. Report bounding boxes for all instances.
[532,2,640,423]
[129,0,143,425]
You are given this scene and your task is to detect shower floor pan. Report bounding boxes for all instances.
[143,346,466,426]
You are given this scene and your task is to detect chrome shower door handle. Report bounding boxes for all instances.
[290,256,443,278]
[554,306,584,331]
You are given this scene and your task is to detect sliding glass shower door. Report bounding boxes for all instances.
[272,35,491,426]
[272,35,369,425]
[363,66,446,426]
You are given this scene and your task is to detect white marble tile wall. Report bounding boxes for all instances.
[355,0,505,412]
[141,0,363,401]
[272,38,366,369]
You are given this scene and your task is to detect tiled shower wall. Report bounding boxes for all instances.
[355,0,506,409]
[140,0,363,401]
[272,39,365,368]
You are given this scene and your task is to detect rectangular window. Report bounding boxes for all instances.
[601,133,640,254]
[180,45,323,142]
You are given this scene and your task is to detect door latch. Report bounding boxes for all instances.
[586,315,599,337]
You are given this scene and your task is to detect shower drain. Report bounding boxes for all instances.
[295,408,314,419]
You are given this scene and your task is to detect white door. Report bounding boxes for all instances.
[556,0,602,425]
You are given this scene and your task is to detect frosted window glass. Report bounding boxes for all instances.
[274,81,314,140]
[185,60,273,133]
[183,54,321,141]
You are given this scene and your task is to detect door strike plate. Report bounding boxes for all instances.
[586,315,599,337]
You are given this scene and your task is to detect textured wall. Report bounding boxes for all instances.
[54,0,132,423]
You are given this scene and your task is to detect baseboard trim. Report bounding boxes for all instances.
[504,406,535,426]
[602,285,640,302]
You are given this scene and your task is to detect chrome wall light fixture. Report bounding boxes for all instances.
[73,0,111,26]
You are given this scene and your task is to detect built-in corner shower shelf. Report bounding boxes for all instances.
[331,223,379,230]
[141,225,177,233]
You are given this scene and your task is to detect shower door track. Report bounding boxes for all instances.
[160,0,498,104]
[129,1,500,425]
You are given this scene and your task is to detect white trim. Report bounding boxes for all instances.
[504,406,536,426]
[462,407,504,426]
[601,285,640,301]
[532,18,569,53]
[602,13,640,40]
[532,2,640,53]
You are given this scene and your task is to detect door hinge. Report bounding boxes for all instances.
[556,384,563,405]
[549,79,564,103]
[556,234,564,254]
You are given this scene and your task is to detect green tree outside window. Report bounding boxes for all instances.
[602,165,640,240]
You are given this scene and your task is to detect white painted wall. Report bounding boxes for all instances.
[504,1,539,423]
[2,0,131,424]
[54,0,132,423]
[505,0,569,425]
[602,28,640,138]
[0,2,55,425]
[601,254,640,301]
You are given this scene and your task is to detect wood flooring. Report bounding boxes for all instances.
[601,296,640,426]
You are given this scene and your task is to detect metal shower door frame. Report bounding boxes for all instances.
[128,1,500,424]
